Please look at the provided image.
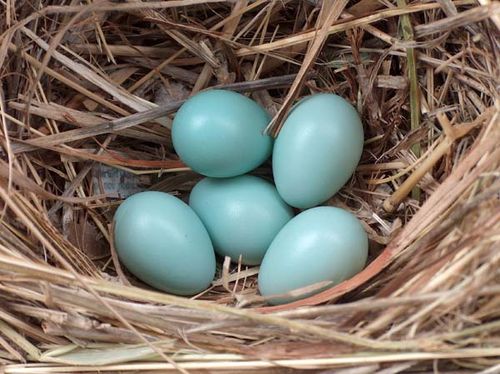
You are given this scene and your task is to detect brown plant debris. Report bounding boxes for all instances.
[0,0,499,372]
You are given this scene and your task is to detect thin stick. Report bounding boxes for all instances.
[235,1,475,56]
[3,348,500,372]
[108,223,131,286]
[7,44,129,116]
[397,0,421,201]
[383,110,490,212]
[266,0,349,135]
[12,103,183,153]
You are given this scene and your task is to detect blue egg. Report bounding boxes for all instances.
[113,191,216,295]
[172,90,273,178]
[258,207,368,304]
[273,94,364,208]
[189,175,294,265]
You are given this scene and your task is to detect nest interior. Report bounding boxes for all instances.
[0,0,499,372]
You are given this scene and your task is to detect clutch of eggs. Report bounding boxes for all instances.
[113,89,368,302]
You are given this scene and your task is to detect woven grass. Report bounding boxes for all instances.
[0,0,499,372]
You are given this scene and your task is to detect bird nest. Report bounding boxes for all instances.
[0,1,499,373]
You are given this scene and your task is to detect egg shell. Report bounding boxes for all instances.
[172,89,273,178]
[189,175,294,265]
[258,206,368,304]
[113,191,216,295]
[273,94,364,208]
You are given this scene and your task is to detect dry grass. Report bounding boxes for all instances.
[0,0,499,372]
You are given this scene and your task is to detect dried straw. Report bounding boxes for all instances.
[0,0,499,372]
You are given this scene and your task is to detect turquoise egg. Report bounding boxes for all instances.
[258,207,368,304]
[113,191,216,295]
[189,175,294,265]
[172,90,273,178]
[273,94,364,209]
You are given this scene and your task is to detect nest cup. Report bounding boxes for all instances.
[0,1,499,372]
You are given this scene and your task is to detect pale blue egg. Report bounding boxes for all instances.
[113,191,216,295]
[273,94,364,208]
[258,207,368,304]
[172,90,273,178]
[189,175,294,265]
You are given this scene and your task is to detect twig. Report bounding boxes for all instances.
[383,109,491,212]
[266,0,349,135]
[397,0,422,201]
[108,223,131,287]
